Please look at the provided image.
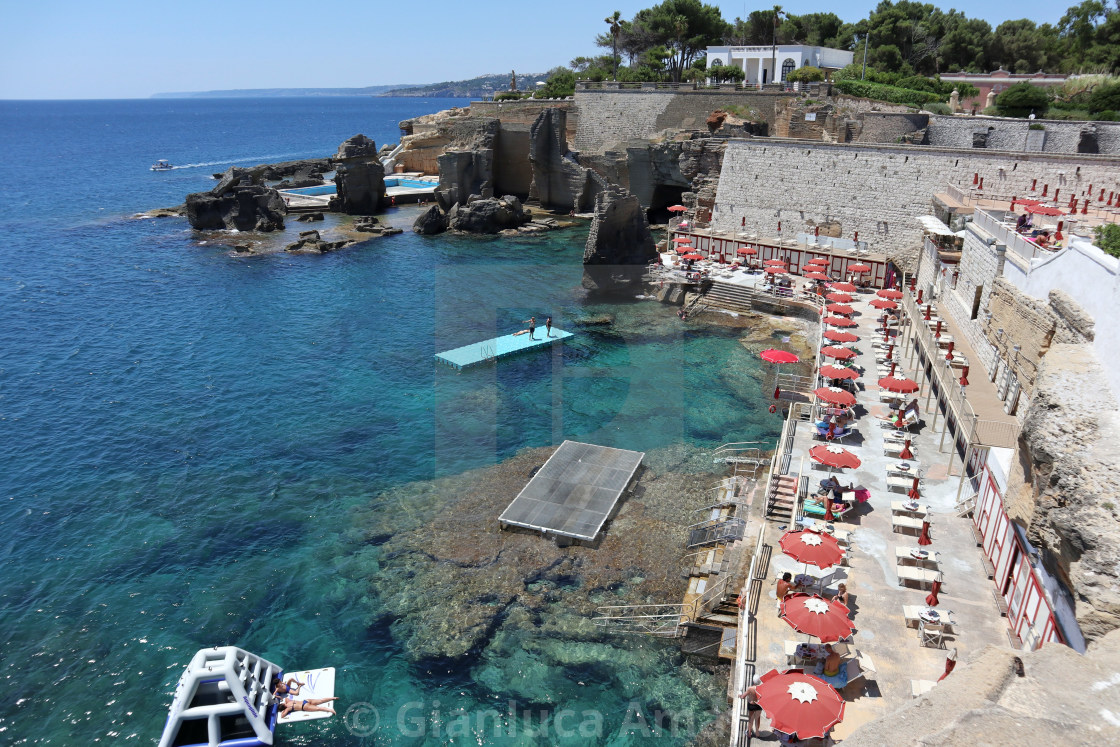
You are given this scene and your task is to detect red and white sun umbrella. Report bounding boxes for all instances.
[765,266,788,274]
[755,669,846,739]
[675,246,693,254]
[822,316,857,328]
[814,386,856,406]
[780,593,857,642]
[682,252,704,260]
[879,375,920,394]
[869,298,898,310]
[821,345,856,361]
[825,303,855,315]
[822,329,858,343]
[807,258,830,266]
[847,263,872,273]
[672,237,693,243]
[765,259,789,267]
[877,289,903,300]
[761,349,800,364]
[820,364,859,380]
[737,246,757,255]
[829,282,857,293]
[667,205,688,212]
[805,271,831,281]
[780,531,845,570]
[825,292,853,303]
[809,444,861,469]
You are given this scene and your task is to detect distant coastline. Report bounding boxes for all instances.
[150,84,413,98]
[151,71,548,100]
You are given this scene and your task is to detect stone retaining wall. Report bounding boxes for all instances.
[711,139,1120,255]
[926,115,1120,154]
[470,100,577,142]
[573,90,792,154]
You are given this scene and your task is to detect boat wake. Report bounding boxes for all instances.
[170,151,310,170]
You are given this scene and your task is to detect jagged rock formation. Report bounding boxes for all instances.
[413,205,450,235]
[212,158,331,184]
[433,119,500,210]
[582,190,657,292]
[447,195,530,234]
[184,167,286,231]
[527,108,609,212]
[846,628,1120,744]
[333,134,386,215]
[284,229,354,254]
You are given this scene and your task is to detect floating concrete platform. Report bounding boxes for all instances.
[435,328,573,370]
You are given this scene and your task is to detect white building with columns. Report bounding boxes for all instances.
[705,44,854,87]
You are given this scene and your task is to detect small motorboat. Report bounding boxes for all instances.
[158,646,280,747]
[151,159,173,171]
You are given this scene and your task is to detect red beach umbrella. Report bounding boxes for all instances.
[814,386,856,406]
[805,271,831,281]
[737,246,757,255]
[822,316,857,328]
[908,476,921,500]
[755,669,846,739]
[822,329,858,343]
[760,349,800,364]
[667,205,688,212]
[672,237,693,243]
[938,649,958,681]
[918,520,933,546]
[1026,204,1063,216]
[877,289,903,300]
[675,246,693,254]
[829,282,857,293]
[779,531,844,570]
[825,292,853,303]
[779,593,857,642]
[848,263,872,273]
[826,303,855,315]
[925,579,941,606]
[809,444,861,469]
[869,298,898,310]
[765,259,789,267]
[765,266,788,274]
[807,258,830,266]
[820,364,858,380]
[821,345,856,361]
[879,375,919,394]
[682,252,704,260]
[899,439,914,460]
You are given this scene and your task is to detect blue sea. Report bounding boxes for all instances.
[0,97,785,745]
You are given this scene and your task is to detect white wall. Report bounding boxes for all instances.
[1002,237,1120,397]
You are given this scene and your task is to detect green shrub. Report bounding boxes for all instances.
[923,102,952,115]
[834,79,942,107]
[1091,110,1118,121]
[995,82,1049,118]
[896,76,939,93]
[1088,82,1120,115]
[788,66,824,84]
[494,92,526,101]
[533,69,575,99]
[1095,224,1120,258]
[1028,122,1045,130]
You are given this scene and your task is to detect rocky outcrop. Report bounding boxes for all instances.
[1014,343,1120,641]
[436,149,494,210]
[295,212,324,222]
[185,167,286,231]
[284,229,354,254]
[582,190,657,292]
[333,134,386,215]
[212,158,331,183]
[413,205,449,235]
[846,628,1120,745]
[527,108,608,212]
[447,196,530,234]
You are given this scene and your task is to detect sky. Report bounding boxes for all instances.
[0,0,1076,99]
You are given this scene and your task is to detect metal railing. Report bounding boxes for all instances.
[712,441,768,465]
[972,208,1047,263]
[729,523,767,747]
[593,603,693,637]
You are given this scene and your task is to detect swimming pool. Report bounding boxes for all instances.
[385,177,437,189]
[285,183,337,196]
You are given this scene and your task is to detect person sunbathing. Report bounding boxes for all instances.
[272,676,304,699]
[279,696,339,718]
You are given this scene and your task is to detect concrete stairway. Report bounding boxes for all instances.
[702,280,756,313]
[767,474,798,520]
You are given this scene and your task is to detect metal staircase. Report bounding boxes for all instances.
[593,603,692,637]
[687,517,747,548]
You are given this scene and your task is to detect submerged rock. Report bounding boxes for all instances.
[412,205,449,235]
[284,229,354,254]
[448,195,529,234]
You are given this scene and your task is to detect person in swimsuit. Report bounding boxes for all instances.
[272,676,304,699]
[278,695,339,718]
[524,316,536,340]
[776,572,796,601]
[831,583,850,610]
[738,675,763,736]
[822,645,842,677]
[545,316,552,337]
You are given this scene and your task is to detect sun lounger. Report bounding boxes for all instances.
[897,565,942,589]
[803,500,853,522]
[892,514,926,534]
[884,440,916,458]
[887,474,917,492]
[902,605,956,631]
[890,501,928,518]
[896,547,939,568]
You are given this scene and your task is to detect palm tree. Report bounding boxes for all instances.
[605,11,623,78]
[770,5,785,87]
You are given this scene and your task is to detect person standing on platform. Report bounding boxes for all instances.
[545,316,553,338]
[524,316,536,339]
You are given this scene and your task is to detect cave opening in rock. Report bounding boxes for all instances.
[647,185,687,225]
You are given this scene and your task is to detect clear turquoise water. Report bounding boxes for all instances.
[0,97,783,745]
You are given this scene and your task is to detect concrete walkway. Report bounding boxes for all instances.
[746,285,1012,741]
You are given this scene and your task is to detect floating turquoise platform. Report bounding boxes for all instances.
[435,328,573,370]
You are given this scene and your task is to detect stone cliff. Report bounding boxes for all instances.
[527,108,609,212]
[333,134,387,215]
[582,190,657,292]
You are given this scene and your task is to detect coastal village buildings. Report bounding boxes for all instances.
[704,44,854,86]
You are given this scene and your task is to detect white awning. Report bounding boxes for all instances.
[915,215,955,236]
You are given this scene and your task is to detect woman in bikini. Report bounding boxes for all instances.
[278,695,339,718]
[272,675,304,699]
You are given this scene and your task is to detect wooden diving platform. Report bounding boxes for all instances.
[435,328,573,370]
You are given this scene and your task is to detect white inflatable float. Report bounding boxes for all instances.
[158,646,281,747]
